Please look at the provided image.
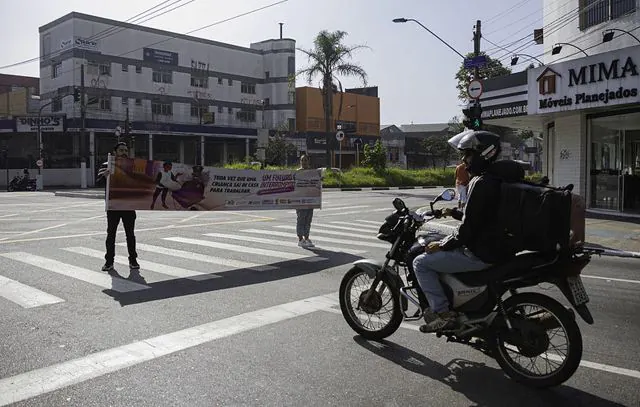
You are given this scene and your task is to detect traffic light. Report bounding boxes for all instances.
[462,103,483,130]
[73,87,80,102]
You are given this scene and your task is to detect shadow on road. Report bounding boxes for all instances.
[353,336,625,407]
[102,248,361,306]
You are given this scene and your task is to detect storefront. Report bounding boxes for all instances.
[527,44,640,214]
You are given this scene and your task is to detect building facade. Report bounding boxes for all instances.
[33,11,295,187]
[478,0,640,215]
[294,86,380,168]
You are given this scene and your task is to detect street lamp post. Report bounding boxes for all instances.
[552,43,588,56]
[392,18,465,59]
[603,28,640,44]
[511,54,544,66]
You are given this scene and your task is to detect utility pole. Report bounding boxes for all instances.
[80,64,87,162]
[473,20,481,80]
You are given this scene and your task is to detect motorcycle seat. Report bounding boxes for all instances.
[455,252,556,287]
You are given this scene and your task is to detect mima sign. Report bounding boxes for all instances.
[568,56,639,87]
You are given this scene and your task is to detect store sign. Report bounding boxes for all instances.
[143,47,179,65]
[481,101,528,119]
[527,46,640,114]
[60,36,100,52]
[15,116,65,133]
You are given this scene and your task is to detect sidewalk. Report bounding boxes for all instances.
[418,207,640,255]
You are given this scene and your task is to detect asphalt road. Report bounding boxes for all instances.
[0,189,638,407]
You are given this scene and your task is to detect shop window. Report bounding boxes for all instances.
[42,133,77,169]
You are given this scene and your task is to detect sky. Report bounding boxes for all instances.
[0,0,545,125]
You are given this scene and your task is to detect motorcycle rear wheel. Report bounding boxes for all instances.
[339,266,403,341]
[492,292,583,388]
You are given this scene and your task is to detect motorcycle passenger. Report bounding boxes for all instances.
[412,130,525,332]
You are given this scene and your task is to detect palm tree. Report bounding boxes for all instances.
[297,30,369,167]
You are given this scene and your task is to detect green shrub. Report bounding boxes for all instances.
[322,167,455,188]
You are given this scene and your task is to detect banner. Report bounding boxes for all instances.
[105,156,322,211]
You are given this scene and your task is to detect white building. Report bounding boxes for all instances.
[35,12,295,186]
[478,0,640,216]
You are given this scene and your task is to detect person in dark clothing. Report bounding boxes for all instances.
[97,142,139,272]
[413,130,525,332]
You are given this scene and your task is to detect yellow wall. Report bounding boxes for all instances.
[0,88,29,117]
[295,87,380,136]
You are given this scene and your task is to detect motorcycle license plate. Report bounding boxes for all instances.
[567,275,589,306]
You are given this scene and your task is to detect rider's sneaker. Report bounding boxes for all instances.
[420,311,458,333]
[129,259,140,270]
[101,263,115,272]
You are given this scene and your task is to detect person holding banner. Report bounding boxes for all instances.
[97,142,140,272]
[296,154,318,247]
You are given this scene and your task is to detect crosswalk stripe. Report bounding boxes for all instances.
[274,225,379,240]
[357,220,383,226]
[313,223,380,233]
[241,229,390,249]
[0,275,64,308]
[164,237,323,262]
[0,252,150,293]
[287,205,370,214]
[202,233,366,255]
[63,247,221,281]
[129,243,277,271]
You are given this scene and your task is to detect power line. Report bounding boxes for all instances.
[483,0,530,25]
[0,0,194,71]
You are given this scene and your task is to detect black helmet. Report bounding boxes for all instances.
[447,129,501,174]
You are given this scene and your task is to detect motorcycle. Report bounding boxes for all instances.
[7,175,37,192]
[338,188,596,389]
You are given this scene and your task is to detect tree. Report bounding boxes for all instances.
[362,140,386,172]
[421,135,457,168]
[297,30,369,167]
[455,52,511,101]
[265,134,296,166]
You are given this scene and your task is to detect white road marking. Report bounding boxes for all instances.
[0,253,150,293]
[304,223,379,233]
[0,293,338,406]
[582,274,640,285]
[274,225,379,240]
[357,220,384,226]
[0,213,18,218]
[0,275,64,308]
[177,213,203,223]
[321,308,640,380]
[241,229,389,249]
[164,237,320,261]
[129,243,276,271]
[63,247,221,281]
[202,233,366,255]
[287,205,370,214]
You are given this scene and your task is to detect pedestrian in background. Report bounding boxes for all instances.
[296,154,317,248]
[97,142,139,273]
[455,160,470,209]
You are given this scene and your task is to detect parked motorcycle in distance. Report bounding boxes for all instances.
[339,188,596,388]
[7,175,37,192]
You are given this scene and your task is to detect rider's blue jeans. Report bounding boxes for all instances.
[412,248,490,313]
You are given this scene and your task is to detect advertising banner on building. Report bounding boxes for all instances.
[15,115,66,133]
[105,156,322,211]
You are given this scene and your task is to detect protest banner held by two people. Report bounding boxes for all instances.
[104,154,322,211]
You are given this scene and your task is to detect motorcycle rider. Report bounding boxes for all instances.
[413,129,525,332]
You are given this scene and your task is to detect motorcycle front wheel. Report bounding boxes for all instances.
[339,266,403,340]
[491,292,583,388]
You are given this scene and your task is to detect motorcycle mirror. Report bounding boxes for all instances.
[392,198,406,211]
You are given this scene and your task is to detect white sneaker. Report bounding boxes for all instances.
[305,239,315,247]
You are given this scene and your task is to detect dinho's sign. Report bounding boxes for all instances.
[15,116,66,133]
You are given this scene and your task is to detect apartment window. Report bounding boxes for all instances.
[135,98,142,106]
[218,77,223,85]
[265,71,270,79]
[152,102,172,116]
[190,76,208,88]
[217,105,223,113]
[51,62,62,78]
[579,0,635,30]
[190,103,208,117]
[228,78,233,86]
[122,64,128,72]
[87,62,110,76]
[121,97,128,105]
[236,110,256,122]
[152,70,172,84]
[99,63,111,76]
[52,99,62,112]
[241,83,256,94]
[99,97,111,111]
[228,107,232,114]
[136,65,142,74]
